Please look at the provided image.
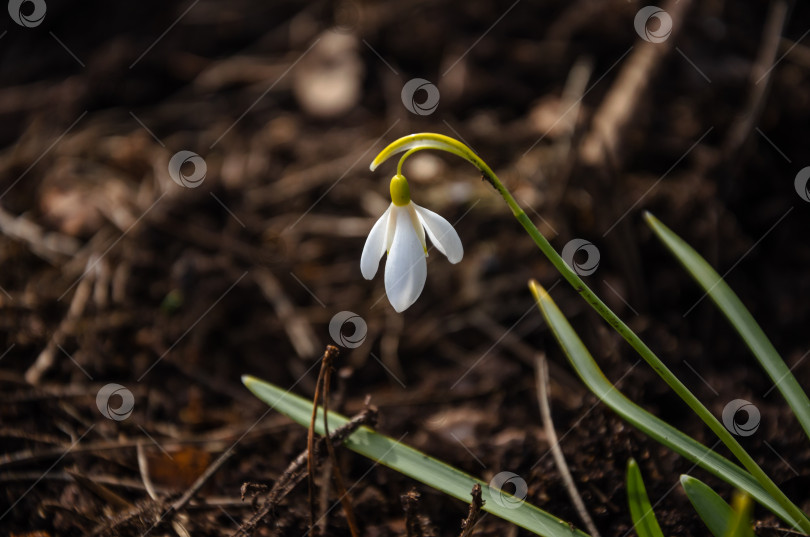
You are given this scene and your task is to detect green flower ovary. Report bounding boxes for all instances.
[389,174,411,206]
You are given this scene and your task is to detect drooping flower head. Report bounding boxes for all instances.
[361,174,462,312]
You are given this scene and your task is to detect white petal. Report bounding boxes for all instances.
[385,207,427,312]
[406,204,427,253]
[385,205,397,250]
[413,203,463,263]
[360,205,393,280]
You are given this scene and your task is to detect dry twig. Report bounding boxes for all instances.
[401,489,437,537]
[254,268,320,359]
[136,443,160,501]
[0,204,80,263]
[458,483,484,537]
[320,347,361,537]
[25,257,94,384]
[307,347,332,533]
[536,354,601,537]
[307,345,360,536]
[233,405,377,537]
[579,0,693,168]
[721,0,790,161]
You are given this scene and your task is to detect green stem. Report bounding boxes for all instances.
[375,133,810,533]
[397,148,419,177]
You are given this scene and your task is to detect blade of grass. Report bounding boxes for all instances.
[528,280,805,530]
[644,211,810,441]
[724,493,755,537]
[242,375,590,537]
[626,459,665,537]
[680,475,734,537]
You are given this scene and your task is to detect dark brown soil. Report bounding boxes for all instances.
[1,0,810,535]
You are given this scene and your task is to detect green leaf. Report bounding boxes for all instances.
[680,475,734,537]
[242,375,588,537]
[724,492,755,537]
[528,281,805,530]
[626,459,665,537]
[645,212,810,441]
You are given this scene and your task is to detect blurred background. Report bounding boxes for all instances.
[1,0,810,535]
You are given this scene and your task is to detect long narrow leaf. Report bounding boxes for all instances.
[645,212,810,440]
[724,493,755,537]
[626,459,665,537]
[528,281,804,529]
[242,375,589,537]
[680,475,734,537]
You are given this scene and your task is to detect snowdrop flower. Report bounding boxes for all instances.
[361,174,463,312]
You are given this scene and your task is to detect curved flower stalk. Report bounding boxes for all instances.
[361,173,463,312]
[369,133,810,533]
[371,133,523,217]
